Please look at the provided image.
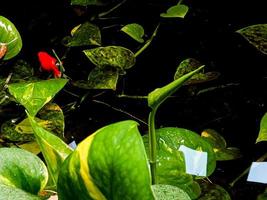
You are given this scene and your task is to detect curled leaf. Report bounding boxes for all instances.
[0,16,22,60]
[121,23,145,43]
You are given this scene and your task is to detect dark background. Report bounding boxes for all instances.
[1,1,267,199]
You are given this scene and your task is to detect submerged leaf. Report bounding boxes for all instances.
[58,120,154,200]
[121,23,145,43]
[63,22,101,47]
[83,46,136,70]
[237,24,267,55]
[0,16,22,60]
[160,4,189,18]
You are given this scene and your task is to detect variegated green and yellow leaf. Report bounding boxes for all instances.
[8,79,68,116]
[27,114,73,186]
[0,148,48,195]
[58,120,154,200]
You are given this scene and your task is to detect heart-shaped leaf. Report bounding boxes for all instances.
[201,129,242,160]
[83,46,136,70]
[152,184,191,200]
[256,112,267,143]
[0,16,22,60]
[143,127,216,199]
[0,184,41,200]
[63,22,101,47]
[58,120,154,200]
[160,4,189,18]
[237,24,267,55]
[8,79,68,116]
[0,148,48,194]
[121,23,145,43]
[198,181,231,200]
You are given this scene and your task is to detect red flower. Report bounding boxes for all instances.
[37,51,61,78]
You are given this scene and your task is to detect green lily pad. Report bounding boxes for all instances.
[62,22,101,47]
[256,112,267,143]
[83,46,136,70]
[121,23,145,43]
[0,16,22,60]
[160,4,189,18]
[237,24,267,55]
[174,58,220,85]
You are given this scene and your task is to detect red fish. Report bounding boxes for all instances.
[37,51,61,78]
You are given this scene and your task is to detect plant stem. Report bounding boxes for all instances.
[148,108,157,184]
[98,0,127,18]
[229,152,267,187]
[177,0,184,5]
[117,94,148,99]
[134,23,160,58]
